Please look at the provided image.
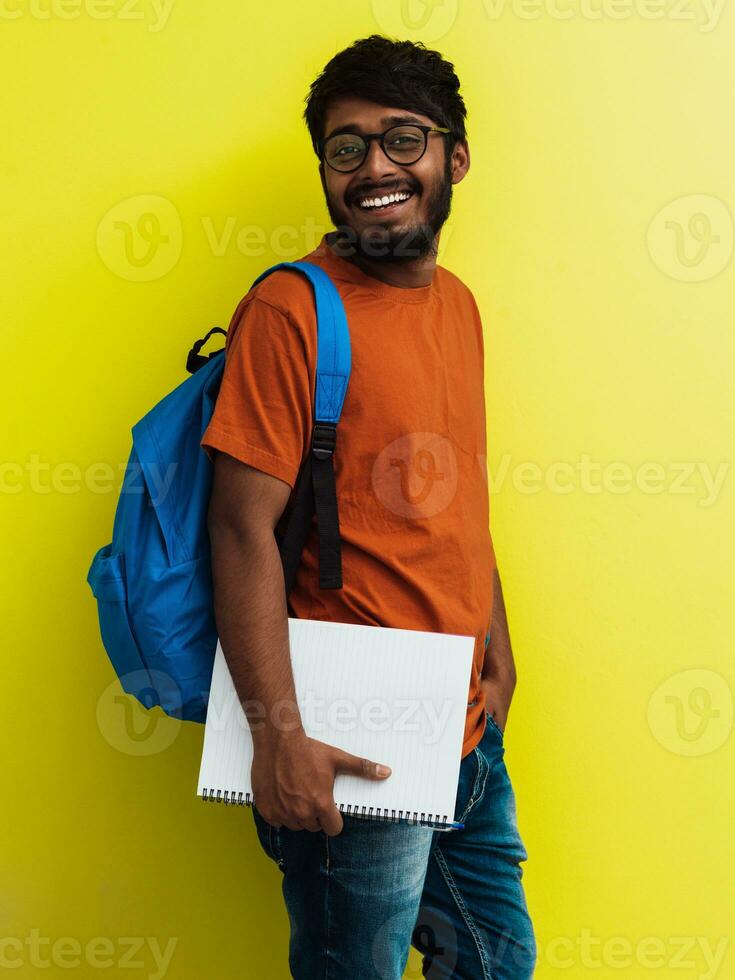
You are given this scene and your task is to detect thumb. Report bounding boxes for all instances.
[331,747,392,780]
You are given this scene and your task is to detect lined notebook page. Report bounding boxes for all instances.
[197,618,475,827]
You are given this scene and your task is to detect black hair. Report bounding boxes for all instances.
[303,34,467,160]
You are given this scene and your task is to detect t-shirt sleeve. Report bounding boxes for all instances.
[200,296,313,490]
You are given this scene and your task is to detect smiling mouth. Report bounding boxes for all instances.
[353,189,416,216]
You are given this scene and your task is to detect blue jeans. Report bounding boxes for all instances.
[251,711,536,978]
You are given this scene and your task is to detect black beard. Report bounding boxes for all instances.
[325,157,454,265]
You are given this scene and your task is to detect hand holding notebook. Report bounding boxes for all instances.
[197,618,475,831]
[248,719,394,835]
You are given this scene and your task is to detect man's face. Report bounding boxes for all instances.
[318,96,469,264]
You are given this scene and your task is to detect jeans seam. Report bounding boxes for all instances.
[324,832,334,979]
[433,847,494,980]
[458,747,489,824]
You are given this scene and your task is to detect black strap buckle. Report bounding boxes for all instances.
[311,422,337,460]
[186,326,227,374]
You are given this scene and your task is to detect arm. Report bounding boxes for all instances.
[480,566,517,732]
[207,449,391,836]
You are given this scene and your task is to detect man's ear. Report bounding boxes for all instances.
[450,139,470,185]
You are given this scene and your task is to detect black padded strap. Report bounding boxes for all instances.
[312,452,342,589]
[277,455,316,598]
[277,422,343,595]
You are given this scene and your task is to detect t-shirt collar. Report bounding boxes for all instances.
[308,233,437,305]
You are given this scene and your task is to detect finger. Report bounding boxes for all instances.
[331,747,392,780]
[317,803,344,837]
[255,805,282,830]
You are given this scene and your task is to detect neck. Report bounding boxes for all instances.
[327,230,438,288]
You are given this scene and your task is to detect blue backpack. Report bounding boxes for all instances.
[86,261,352,723]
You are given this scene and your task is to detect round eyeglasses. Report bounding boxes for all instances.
[319,124,451,174]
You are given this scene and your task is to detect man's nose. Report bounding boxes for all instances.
[356,137,399,181]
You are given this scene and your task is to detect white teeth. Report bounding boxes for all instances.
[358,191,412,210]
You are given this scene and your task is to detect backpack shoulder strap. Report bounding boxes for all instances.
[249,260,352,593]
[249,260,351,423]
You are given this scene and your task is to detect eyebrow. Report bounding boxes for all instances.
[323,114,427,141]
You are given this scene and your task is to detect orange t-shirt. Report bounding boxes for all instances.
[201,233,496,758]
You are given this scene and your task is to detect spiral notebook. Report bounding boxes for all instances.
[197,618,475,829]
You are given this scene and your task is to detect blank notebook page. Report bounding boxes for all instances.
[197,618,475,827]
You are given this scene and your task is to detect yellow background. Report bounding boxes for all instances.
[2,1,734,977]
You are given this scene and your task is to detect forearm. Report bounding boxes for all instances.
[208,518,390,833]
[482,566,516,682]
[209,522,304,745]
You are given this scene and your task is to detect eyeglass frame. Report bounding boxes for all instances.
[318,124,452,173]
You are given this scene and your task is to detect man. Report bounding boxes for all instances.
[201,34,536,980]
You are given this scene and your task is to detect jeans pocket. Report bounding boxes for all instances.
[457,745,489,824]
[486,708,505,740]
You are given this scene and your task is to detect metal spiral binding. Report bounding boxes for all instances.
[201,788,253,806]
[338,804,449,828]
[201,791,449,828]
